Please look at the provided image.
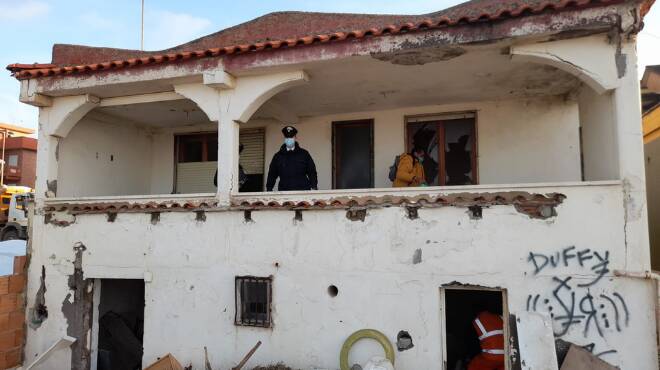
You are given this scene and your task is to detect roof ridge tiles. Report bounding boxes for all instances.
[7,0,648,80]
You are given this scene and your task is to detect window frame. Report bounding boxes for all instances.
[174,132,218,164]
[405,112,479,186]
[331,119,375,190]
[235,275,273,328]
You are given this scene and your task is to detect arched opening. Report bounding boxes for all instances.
[57,97,216,198]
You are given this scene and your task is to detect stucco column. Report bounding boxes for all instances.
[217,91,240,205]
[35,122,59,205]
[613,41,650,271]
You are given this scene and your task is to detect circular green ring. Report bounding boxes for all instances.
[339,329,395,370]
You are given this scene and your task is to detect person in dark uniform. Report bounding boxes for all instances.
[266,126,318,191]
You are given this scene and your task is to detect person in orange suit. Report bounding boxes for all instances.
[468,311,505,370]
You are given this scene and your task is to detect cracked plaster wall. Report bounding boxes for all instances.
[22,183,657,369]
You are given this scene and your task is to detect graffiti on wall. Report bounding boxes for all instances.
[525,246,629,358]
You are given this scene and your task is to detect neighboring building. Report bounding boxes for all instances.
[643,66,660,270]
[6,0,657,369]
[0,123,37,188]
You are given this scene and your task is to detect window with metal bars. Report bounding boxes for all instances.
[235,276,272,327]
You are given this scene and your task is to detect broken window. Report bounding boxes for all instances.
[235,276,272,327]
[443,287,505,370]
[332,119,374,189]
[406,113,477,186]
[175,132,218,193]
[95,279,145,370]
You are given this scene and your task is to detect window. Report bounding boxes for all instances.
[406,113,477,186]
[174,133,218,193]
[332,120,374,189]
[6,155,18,167]
[235,276,272,327]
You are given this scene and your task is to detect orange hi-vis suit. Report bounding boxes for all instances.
[468,311,505,370]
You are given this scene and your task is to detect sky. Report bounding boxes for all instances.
[0,0,658,130]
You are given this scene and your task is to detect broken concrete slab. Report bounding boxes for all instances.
[144,353,184,370]
[516,312,559,370]
[560,345,618,370]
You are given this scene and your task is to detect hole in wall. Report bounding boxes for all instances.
[244,210,253,223]
[110,155,114,162]
[150,212,160,225]
[328,285,339,297]
[294,210,303,222]
[397,331,414,351]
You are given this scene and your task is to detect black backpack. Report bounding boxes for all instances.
[388,155,401,182]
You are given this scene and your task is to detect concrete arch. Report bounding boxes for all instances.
[227,70,309,124]
[44,94,100,137]
[511,34,621,95]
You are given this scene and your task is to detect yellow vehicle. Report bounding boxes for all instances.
[0,186,31,214]
[0,186,33,240]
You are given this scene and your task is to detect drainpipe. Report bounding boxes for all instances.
[613,270,660,345]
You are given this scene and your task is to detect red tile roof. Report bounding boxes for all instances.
[7,0,652,80]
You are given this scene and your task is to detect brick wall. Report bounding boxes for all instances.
[0,256,26,369]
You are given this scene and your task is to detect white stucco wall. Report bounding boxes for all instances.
[578,87,619,181]
[250,95,582,191]
[58,115,153,197]
[24,183,657,370]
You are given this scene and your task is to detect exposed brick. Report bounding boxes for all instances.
[0,351,7,369]
[0,313,9,332]
[12,256,26,275]
[8,275,25,295]
[0,295,19,314]
[0,277,9,296]
[0,331,16,351]
[2,347,22,368]
[7,275,25,296]
[13,328,23,347]
[7,311,23,331]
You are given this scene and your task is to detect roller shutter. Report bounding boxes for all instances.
[175,161,217,194]
[239,128,265,175]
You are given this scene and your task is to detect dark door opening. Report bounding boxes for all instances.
[444,288,505,370]
[332,120,374,189]
[97,279,145,370]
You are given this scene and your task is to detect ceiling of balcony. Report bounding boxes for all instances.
[88,45,581,128]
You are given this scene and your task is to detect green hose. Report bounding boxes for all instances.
[339,329,395,370]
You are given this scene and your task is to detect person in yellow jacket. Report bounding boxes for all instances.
[393,147,427,187]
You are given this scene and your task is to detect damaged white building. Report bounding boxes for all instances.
[6,0,659,368]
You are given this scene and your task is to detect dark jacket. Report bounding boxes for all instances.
[266,143,318,191]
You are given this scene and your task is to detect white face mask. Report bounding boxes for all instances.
[284,138,295,148]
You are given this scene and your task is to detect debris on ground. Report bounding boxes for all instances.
[252,364,296,370]
[144,353,184,370]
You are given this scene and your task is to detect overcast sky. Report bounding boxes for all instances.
[0,0,658,130]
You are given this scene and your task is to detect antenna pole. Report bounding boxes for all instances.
[140,0,144,50]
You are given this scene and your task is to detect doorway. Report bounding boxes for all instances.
[95,279,145,370]
[443,287,506,370]
[332,119,374,189]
